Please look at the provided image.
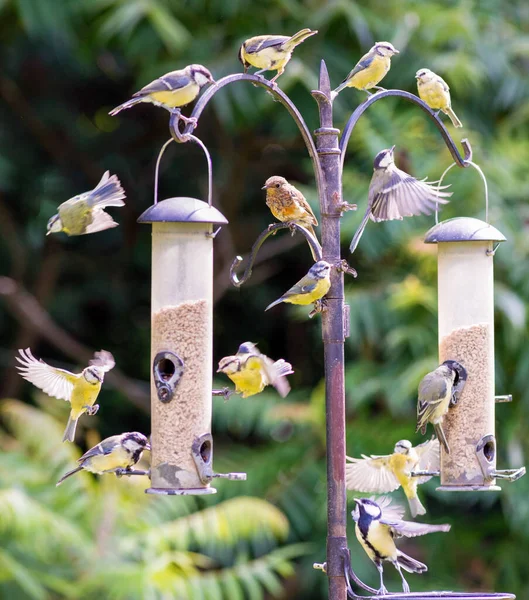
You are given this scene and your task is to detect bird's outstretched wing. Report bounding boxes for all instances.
[383,518,451,539]
[84,210,119,235]
[89,350,116,372]
[134,71,192,96]
[87,172,126,209]
[377,495,406,521]
[16,348,77,402]
[244,36,290,54]
[345,454,400,493]
[258,355,293,398]
[414,437,440,483]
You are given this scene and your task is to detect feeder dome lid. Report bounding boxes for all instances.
[424,217,506,244]
[138,197,228,225]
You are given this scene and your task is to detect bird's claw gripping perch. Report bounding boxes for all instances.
[85,404,99,416]
[309,298,327,318]
[212,387,235,402]
[115,468,150,478]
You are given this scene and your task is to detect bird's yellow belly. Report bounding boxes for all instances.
[389,453,417,498]
[228,368,265,398]
[418,83,449,110]
[59,200,92,235]
[356,522,397,561]
[351,56,390,90]
[84,446,132,474]
[285,276,331,306]
[70,380,102,419]
[150,82,200,108]
[244,46,289,70]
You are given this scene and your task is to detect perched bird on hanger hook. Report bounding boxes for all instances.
[265,260,332,316]
[109,64,215,125]
[349,146,451,254]
[16,349,115,443]
[217,342,293,399]
[56,432,150,485]
[262,175,321,260]
[47,171,125,236]
[332,41,399,98]
[353,496,450,594]
[346,438,439,517]
[416,68,463,128]
[239,29,318,83]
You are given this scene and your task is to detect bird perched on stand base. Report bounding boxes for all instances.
[56,431,150,486]
[217,341,293,398]
[349,146,451,254]
[353,496,450,594]
[416,68,463,128]
[239,29,318,83]
[47,171,125,236]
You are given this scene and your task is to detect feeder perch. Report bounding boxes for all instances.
[139,197,245,495]
[424,216,525,491]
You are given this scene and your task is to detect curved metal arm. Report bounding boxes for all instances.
[230,222,323,288]
[339,90,472,170]
[342,548,377,598]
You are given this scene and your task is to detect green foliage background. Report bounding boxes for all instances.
[1,0,528,598]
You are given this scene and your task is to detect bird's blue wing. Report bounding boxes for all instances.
[134,71,192,96]
[343,52,375,82]
[78,435,121,463]
[244,36,290,54]
[286,274,318,297]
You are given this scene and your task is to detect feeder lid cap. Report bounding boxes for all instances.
[424,217,506,244]
[138,197,228,225]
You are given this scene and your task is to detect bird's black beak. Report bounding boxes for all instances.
[390,145,396,154]
[144,443,151,451]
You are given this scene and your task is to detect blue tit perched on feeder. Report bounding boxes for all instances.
[333,41,399,97]
[346,438,439,517]
[16,348,115,443]
[56,431,150,485]
[349,146,451,254]
[352,496,450,595]
[416,68,462,128]
[217,341,294,399]
[109,64,215,121]
[46,171,125,236]
[265,260,331,313]
[239,29,318,83]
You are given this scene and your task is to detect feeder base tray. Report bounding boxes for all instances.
[352,594,514,599]
[145,486,217,496]
[436,485,501,493]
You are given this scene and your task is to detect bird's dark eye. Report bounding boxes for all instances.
[275,183,280,188]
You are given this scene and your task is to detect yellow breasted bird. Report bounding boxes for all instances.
[265,260,332,313]
[109,64,215,122]
[346,438,439,517]
[56,431,150,486]
[333,41,399,97]
[16,348,115,443]
[47,171,125,236]
[416,360,460,454]
[239,29,318,83]
[353,496,450,595]
[217,342,294,398]
[416,68,462,128]
[262,175,321,260]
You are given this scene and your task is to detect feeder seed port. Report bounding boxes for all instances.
[192,433,247,484]
[153,350,184,403]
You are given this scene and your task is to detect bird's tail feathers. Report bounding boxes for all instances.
[63,415,78,443]
[444,106,463,128]
[265,297,284,312]
[89,172,126,208]
[283,28,318,50]
[274,358,294,378]
[109,96,144,116]
[397,550,427,574]
[349,208,371,254]
[408,495,426,518]
[434,423,450,454]
[56,466,83,486]
[332,82,348,97]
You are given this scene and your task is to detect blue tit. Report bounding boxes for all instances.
[333,41,399,97]
[16,349,115,442]
[239,29,318,83]
[416,360,461,454]
[56,431,150,485]
[109,65,215,122]
[346,438,439,517]
[352,496,450,594]
[349,146,451,253]
[47,171,125,236]
[217,341,294,398]
[416,68,462,128]
[265,260,331,313]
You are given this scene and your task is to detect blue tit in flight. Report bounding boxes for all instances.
[109,64,215,123]
[217,341,294,399]
[239,29,318,83]
[349,146,451,254]
[56,431,150,485]
[265,260,332,313]
[333,41,399,97]
[352,496,450,595]
[16,349,115,443]
[416,68,462,128]
[47,171,125,236]
[417,360,460,454]
[346,438,439,517]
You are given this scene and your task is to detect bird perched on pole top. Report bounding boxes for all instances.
[47,171,126,236]
[349,146,451,254]
[352,496,450,595]
[346,438,440,517]
[238,29,318,83]
[217,342,293,399]
[265,260,331,315]
[332,41,399,98]
[416,68,463,128]
[416,360,461,454]
[16,349,115,443]
[262,175,321,260]
[56,431,150,486]
[109,64,215,124]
